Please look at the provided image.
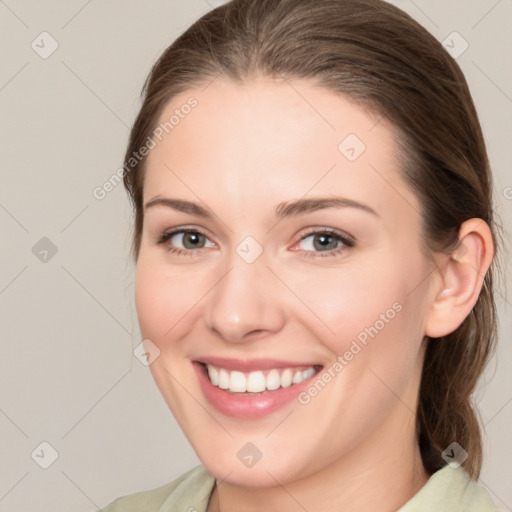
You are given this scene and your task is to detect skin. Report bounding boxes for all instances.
[135,76,494,511]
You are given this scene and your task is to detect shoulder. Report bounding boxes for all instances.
[399,464,500,511]
[99,465,216,512]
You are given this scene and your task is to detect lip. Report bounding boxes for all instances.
[193,360,322,419]
[196,356,320,372]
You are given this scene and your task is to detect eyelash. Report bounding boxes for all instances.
[157,227,355,259]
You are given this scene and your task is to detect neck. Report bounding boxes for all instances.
[207,409,430,512]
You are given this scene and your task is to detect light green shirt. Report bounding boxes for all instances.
[100,463,500,511]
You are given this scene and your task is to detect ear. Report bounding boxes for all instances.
[424,218,495,339]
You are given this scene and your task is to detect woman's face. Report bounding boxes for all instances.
[135,77,435,487]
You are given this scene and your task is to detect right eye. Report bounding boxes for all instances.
[158,228,216,255]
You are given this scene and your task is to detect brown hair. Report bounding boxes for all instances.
[122,0,503,479]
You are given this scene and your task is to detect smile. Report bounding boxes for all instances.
[205,364,317,393]
[193,359,323,419]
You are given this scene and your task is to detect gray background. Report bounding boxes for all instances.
[0,1,511,510]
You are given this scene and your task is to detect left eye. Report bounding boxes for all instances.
[295,230,354,256]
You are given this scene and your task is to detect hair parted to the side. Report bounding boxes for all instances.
[122,0,503,479]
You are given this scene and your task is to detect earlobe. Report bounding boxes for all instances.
[424,218,494,339]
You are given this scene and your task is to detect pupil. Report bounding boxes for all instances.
[314,234,336,251]
[184,232,203,249]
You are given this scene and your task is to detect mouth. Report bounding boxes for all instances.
[198,362,321,394]
[192,358,323,419]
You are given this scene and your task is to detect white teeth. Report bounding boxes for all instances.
[302,367,315,380]
[281,368,293,388]
[229,371,247,392]
[208,365,219,386]
[205,364,317,393]
[247,371,266,393]
[292,370,303,384]
[266,369,281,391]
[218,369,230,389]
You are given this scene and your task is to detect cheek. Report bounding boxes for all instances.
[283,266,427,458]
[286,267,405,345]
[134,258,207,420]
[286,256,427,370]
[134,259,205,343]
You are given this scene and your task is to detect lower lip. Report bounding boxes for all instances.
[193,362,321,419]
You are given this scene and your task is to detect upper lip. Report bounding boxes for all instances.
[195,356,322,372]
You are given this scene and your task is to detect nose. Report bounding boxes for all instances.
[202,252,286,344]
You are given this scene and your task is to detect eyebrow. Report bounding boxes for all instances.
[144,196,380,220]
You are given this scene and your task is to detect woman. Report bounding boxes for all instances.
[102,0,502,510]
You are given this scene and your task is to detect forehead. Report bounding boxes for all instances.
[143,77,420,223]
